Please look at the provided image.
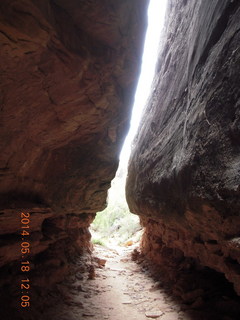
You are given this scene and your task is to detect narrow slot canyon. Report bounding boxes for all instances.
[0,0,240,320]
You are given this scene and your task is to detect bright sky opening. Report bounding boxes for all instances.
[120,0,168,165]
[93,1,168,242]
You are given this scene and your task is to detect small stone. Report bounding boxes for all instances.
[88,265,96,280]
[94,257,107,268]
[145,311,163,318]
[169,304,181,312]
[76,272,83,280]
[160,312,179,320]
[76,284,83,291]
[149,286,158,292]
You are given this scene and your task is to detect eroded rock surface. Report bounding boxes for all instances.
[126,0,240,295]
[0,0,148,316]
[0,0,148,212]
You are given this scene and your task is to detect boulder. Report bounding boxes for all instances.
[126,0,240,294]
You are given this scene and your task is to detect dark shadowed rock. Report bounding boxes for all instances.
[126,0,240,295]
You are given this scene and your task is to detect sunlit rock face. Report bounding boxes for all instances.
[126,0,240,295]
[0,0,148,301]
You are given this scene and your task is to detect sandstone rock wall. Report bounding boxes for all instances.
[0,0,148,286]
[126,0,240,294]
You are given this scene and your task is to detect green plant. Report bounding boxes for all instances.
[92,238,105,246]
[91,170,142,246]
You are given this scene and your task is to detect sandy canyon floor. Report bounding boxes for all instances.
[36,243,240,320]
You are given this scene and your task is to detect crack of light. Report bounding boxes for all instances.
[120,0,168,165]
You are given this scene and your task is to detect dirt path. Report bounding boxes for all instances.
[44,244,195,320]
[41,244,240,320]
[85,245,189,320]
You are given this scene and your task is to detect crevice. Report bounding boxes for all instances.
[0,30,17,43]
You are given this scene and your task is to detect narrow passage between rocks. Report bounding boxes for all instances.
[75,245,181,320]
[41,244,240,320]
[47,244,184,320]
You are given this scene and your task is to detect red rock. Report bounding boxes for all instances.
[0,0,148,263]
[0,1,148,317]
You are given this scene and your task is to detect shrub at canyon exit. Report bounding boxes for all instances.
[91,171,141,245]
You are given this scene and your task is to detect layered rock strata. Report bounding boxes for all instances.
[126,0,240,295]
[0,0,148,295]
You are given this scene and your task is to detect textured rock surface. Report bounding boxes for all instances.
[0,0,148,212]
[0,0,148,306]
[126,0,240,294]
